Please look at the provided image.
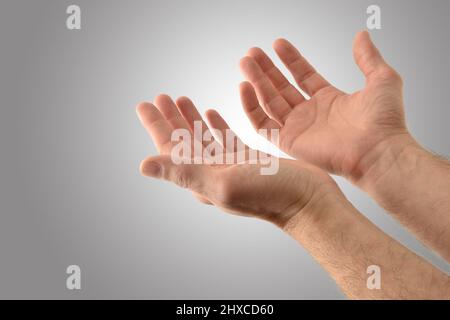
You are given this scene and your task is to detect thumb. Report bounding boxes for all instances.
[140,155,215,193]
[353,31,402,85]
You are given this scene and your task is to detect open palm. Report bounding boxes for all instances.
[136,95,338,228]
[240,31,409,180]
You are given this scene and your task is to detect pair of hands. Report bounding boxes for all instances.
[137,30,450,298]
[137,31,410,230]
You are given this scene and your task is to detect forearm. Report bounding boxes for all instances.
[355,134,450,261]
[284,193,450,299]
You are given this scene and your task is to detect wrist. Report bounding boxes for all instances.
[282,182,349,239]
[351,133,450,261]
[351,133,424,191]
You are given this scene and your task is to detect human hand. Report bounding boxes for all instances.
[239,31,413,182]
[136,96,450,299]
[239,31,450,261]
[136,95,340,228]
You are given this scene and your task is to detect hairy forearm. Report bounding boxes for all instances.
[355,134,450,261]
[284,193,450,299]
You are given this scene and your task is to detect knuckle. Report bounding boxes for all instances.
[378,67,402,84]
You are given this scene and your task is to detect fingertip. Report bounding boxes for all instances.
[239,56,248,69]
[360,30,370,38]
[239,81,248,89]
[176,96,191,105]
[239,56,255,70]
[136,101,152,112]
[247,46,263,57]
[273,38,289,50]
[240,57,263,82]
[353,30,372,47]
[175,96,194,110]
[139,159,147,175]
[204,108,217,116]
[140,158,162,178]
[204,108,221,123]
[154,93,173,105]
[136,102,157,121]
[204,112,213,125]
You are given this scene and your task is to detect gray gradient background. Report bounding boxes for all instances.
[0,0,449,299]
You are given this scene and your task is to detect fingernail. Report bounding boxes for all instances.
[141,161,162,178]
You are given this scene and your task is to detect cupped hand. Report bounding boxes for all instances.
[239,31,412,181]
[136,95,340,228]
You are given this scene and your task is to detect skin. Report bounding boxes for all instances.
[239,31,450,261]
[137,96,450,299]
